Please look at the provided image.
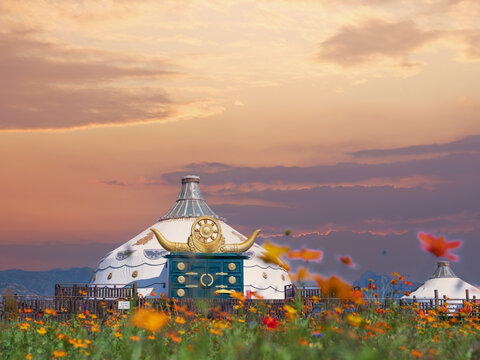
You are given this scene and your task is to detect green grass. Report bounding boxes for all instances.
[1,300,480,360]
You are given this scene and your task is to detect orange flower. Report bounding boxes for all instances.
[130,309,169,333]
[246,290,264,299]
[25,354,33,360]
[45,308,57,316]
[167,332,182,343]
[287,248,323,262]
[418,232,461,261]
[313,275,354,300]
[229,291,245,302]
[53,350,67,358]
[259,241,290,270]
[411,349,423,358]
[114,332,122,338]
[130,336,140,341]
[175,316,186,324]
[338,256,354,267]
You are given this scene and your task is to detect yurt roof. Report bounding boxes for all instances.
[403,261,480,300]
[160,175,222,221]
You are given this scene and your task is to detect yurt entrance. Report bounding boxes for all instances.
[166,253,248,299]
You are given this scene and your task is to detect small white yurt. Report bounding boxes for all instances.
[90,175,291,299]
[403,261,480,302]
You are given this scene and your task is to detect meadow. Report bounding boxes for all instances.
[1,289,480,360]
[1,232,476,359]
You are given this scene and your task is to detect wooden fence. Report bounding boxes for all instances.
[2,284,479,321]
[55,283,137,299]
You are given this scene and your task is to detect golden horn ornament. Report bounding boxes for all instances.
[150,228,190,252]
[223,229,261,253]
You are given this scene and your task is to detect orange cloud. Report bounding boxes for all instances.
[318,19,440,66]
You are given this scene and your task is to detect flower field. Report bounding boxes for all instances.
[1,232,475,359]
[2,294,480,360]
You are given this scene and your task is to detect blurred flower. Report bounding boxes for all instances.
[290,267,310,282]
[131,309,169,333]
[285,228,292,236]
[418,232,461,261]
[346,314,363,327]
[314,275,354,300]
[167,332,182,343]
[229,291,245,302]
[259,241,290,270]
[263,316,279,330]
[45,308,57,316]
[338,256,355,267]
[53,350,67,358]
[25,354,32,360]
[36,327,47,335]
[114,332,122,338]
[411,349,423,358]
[246,290,264,299]
[287,248,323,262]
[175,316,186,324]
[130,336,140,341]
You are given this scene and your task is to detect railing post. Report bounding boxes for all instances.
[466,289,470,302]
[434,289,438,308]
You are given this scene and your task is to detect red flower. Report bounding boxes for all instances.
[263,316,279,330]
[418,232,461,261]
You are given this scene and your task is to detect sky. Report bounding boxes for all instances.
[1,0,479,284]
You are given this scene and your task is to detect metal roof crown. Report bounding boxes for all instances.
[160,175,221,220]
[430,261,457,279]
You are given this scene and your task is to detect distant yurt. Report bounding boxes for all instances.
[90,175,291,299]
[402,261,480,302]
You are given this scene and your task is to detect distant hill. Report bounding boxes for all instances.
[0,268,94,296]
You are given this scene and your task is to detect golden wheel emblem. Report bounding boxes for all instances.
[177,262,185,271]
[177,289,185,297]
[200,273,214,288]
[177,275,185,284]
[228,263,236,271]
[191,216,223,252]
[228,276,236,284]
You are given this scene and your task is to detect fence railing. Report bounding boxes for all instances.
[55,283,137,299]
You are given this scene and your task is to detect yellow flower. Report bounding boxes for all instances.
[77,313,86,319]
[346,314,363,327]
[53,350,67,358]
[36,327,47,336]
[175,316,186,324]
[114,332,122,338]
[259,241,290,270]
[131,309,169,333]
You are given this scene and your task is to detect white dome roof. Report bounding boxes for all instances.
[91,176,291,299]
[403,262,480,301]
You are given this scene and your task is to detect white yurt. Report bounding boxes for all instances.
[90,175,291,299]
[402,261,480,302]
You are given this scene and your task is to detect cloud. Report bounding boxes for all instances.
[318,19,440,66]
[351,134,480,158]
[155,142,480,236]
[100,180,127,187]
[0,27,183,131]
